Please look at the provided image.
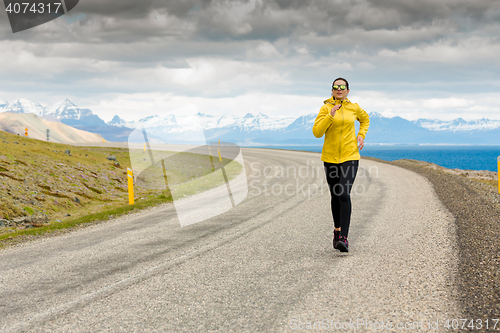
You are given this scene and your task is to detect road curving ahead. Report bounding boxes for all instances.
[0,148,461,332]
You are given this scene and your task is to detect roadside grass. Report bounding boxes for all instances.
[0,191,172,249]
[0,131,243,248]
[474,178,497,187]
[163,159,242,199]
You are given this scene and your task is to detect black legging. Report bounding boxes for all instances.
[324,160,359,237]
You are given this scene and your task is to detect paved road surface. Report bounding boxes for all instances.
[0,148,460,332]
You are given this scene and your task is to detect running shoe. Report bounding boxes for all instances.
[333,230,340,249]
[337,236,349,252]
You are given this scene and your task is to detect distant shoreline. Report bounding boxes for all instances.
[246,145,500,172]
[243,143,500,147]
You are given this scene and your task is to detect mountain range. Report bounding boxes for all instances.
[0,113,103,144]
[0,99,132,141]
[2,98,500,145]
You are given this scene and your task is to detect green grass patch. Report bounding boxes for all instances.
[0,131,247,249]
[0,191,172,248]
[23,206,35,215]
[171,159,243,198]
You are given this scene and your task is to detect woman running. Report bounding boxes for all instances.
[312,77,370,252]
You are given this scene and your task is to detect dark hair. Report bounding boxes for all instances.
[332,77,349,90]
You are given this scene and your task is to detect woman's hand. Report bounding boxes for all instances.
[357,136,364,150]
[330,104,341,117]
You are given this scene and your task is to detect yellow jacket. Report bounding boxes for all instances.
[312,97,370,163]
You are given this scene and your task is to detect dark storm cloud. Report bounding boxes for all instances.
[2,0,497,47]
[76,0,204,19]
[1,0,499,101]
[366,0,500,22]
[184,0,499,39]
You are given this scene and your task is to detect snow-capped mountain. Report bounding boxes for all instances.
[0,98,129,141]
[2,96,500,144]
[110,112,297,133]
[110,112,301,144]
[44,98,78,116]
[368,112,384,118]
[231,113,295,131]
[109,111,500,145]
[107,115,128,127]
[413,118,500,131]
[285,114,317,130]
[0,98,45,116]
[44,98,86,119]
[42,99,106,126]
[0,98,107,126]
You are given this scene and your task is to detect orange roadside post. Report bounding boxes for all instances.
[218,139,222,162]
[25,127,28,137]
[127,168,134,205]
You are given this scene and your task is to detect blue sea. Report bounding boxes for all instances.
[249,145,500,172]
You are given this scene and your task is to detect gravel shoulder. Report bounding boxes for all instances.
[367,157,500,322]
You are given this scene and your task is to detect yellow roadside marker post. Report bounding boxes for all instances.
[217,139,222,162]
[497,156,500,194]
[127,168,134,205]
[25,127,28,137]
[207,144,215,172]
[161,160,169,188]
[218,139,235,207]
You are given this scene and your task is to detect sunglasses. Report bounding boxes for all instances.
[332,85,347,90]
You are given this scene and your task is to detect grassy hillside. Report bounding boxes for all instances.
[0,131,242,247]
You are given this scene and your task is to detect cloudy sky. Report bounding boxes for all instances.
[1,0,499,122]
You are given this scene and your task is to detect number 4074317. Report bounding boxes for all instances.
[5,2,62,14]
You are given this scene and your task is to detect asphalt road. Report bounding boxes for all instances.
[0,148,461,332]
